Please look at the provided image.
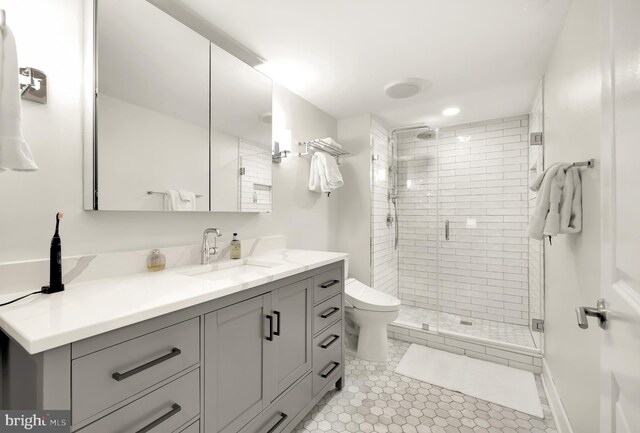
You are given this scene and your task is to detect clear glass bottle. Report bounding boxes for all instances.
[147,249,166,272]
[230,233,241,259]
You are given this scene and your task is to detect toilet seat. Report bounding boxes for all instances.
[345,278,401,312]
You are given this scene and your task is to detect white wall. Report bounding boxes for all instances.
[542,0,602,431]
[0,0,338,263]
[334,114,372,284]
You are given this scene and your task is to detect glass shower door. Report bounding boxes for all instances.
[393,128,441,333]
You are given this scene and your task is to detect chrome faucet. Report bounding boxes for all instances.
[201,228,222,265]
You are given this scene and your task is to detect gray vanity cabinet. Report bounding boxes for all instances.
[204,295,272,433]
[1,261,344,433]
[268,279,313,397]
[205,279,313,433]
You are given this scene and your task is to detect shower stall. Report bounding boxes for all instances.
[370,112,544,354]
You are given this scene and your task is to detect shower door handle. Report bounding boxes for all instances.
[445,220,450,241]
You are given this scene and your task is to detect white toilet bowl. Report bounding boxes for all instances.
[343,259,401,362]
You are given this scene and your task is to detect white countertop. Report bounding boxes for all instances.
[0,249,347,354]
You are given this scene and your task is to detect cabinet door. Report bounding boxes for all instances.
[204,294,273,433]
[267,279,312,400]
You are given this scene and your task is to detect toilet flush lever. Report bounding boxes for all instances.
[575,298,608,330]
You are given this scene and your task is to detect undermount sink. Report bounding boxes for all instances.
[178,259,281,282]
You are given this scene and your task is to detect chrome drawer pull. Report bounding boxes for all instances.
[320,334,340,349]
[135,403,181,433]
[265,412,288,433]
[320,279,340,289]
[112,348,181,381]
[266,315,274,341]
[320,307,340,319]
[320,361,340,378]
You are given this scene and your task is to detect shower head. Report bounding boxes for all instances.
[416,129,436,140]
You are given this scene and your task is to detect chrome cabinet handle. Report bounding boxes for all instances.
[576,298,608,329]
[265,413,288,433]
[135,403,181,433]
[320,279,340,288]
[266,315,274,341]
[320,334,340,349]
[320,307,340,319]
[320,361,340,378]
[112,348,181,381]
[445,220,450,241]
[273,310,281,336]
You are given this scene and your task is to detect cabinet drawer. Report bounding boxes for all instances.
[313,294,342,335]
[179,420,200,433]
[240,373,312,433]
[313,267,343,304]
[313,321,343,395]
[72,318,200,424]
[79,369,200,433]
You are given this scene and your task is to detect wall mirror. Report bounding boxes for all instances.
[210,44,273,212]
[84,0,273,212]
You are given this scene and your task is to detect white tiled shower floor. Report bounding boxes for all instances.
[395,305,536,349]
[294,339,556,433]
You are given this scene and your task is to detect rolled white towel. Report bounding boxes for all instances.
[0,26,38,172]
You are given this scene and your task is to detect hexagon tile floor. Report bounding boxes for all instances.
[294,339,557,433]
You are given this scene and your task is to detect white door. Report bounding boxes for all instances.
[600,0,640,431]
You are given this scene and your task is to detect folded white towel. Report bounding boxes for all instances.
[0,27,38,172]
[163,189,196,211]
[319,138,342,149]
[528,163,582,240]
[309,151,343,194]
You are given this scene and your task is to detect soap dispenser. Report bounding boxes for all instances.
[147,249,166,272]
[230,233,241,259]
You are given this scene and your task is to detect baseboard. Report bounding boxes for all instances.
[542,359,574,433]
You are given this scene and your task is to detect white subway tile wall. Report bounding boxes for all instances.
[396,115,530,326]
[238,139,272,212]
[370,117,398,296]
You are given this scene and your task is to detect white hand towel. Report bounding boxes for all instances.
[163,189,196,211]
[559,167,582,234]
[308,153,329,193]
[0,27,38,172]
[315,151,343,190]
[528,163,566,240]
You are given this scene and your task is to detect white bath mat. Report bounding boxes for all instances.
[395,344,543,418]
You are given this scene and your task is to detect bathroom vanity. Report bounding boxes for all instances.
[0,251,346,433]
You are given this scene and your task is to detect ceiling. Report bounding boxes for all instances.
[178,0,571,128]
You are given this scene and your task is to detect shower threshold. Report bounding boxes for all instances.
[394,305,537,350]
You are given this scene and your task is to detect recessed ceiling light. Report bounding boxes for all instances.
[443,107,461,116]
[384,79,425,99]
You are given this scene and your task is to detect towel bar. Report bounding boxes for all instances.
[147,191,203,198]
[298,139,350,164]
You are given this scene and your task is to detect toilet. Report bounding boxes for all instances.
[343,258,401,362]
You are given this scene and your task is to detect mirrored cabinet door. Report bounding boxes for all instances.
[210,43,273,212]
[95,0,210,211]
